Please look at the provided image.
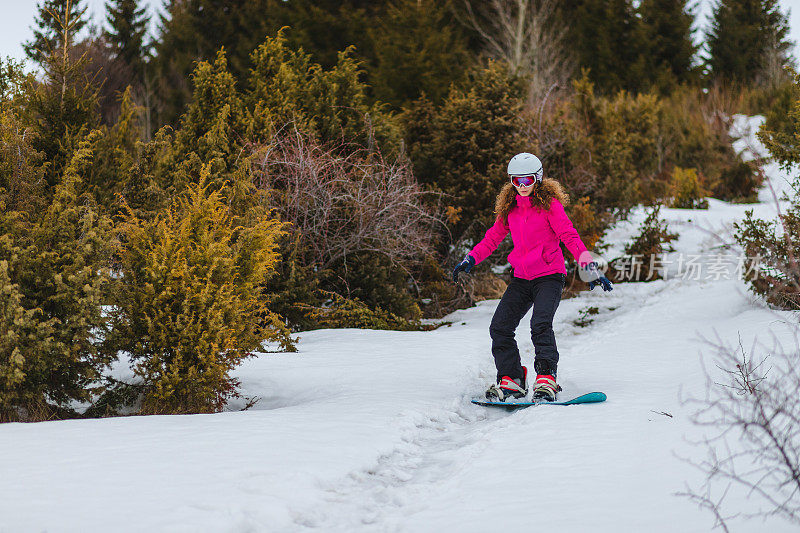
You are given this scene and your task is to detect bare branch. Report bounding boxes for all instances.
[460,0,573,103]
[250,127,446,283]
[681,325,800,527]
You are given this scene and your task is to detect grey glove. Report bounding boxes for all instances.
[583,261,613,292]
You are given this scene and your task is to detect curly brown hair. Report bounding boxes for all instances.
[494,178,570,225]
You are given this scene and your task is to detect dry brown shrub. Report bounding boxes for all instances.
[251,128,443,277]
[463,271,508,302]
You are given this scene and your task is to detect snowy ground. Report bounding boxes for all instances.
[1,116,799,533]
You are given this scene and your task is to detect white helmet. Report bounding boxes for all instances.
[507,153,543,181]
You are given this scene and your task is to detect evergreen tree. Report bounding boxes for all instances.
[24,0,89,66]
[558,0,644,94]
[706,0,793,86]
[0,144,113,421]
[151,0,394,127]
[638,0,700,91]
[105,0,150,77]
[369,0,470,108]
[156,49,250,200]
[152,0,293,126]
[245,32,400,150]
[0,61,46,214]
[286,0,380,69]
[22,2,100,191]
[177,50,246,165]
[403,61,526,238]
[79,89,143,211]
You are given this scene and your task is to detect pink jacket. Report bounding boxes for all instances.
[469,195,592,280]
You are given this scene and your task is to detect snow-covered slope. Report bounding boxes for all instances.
[1,115,798,533]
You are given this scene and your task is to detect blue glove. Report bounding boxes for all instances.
[452,255,476,283]
[583,261,613,292]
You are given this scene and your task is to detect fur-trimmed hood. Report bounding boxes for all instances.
[494,178,570,224]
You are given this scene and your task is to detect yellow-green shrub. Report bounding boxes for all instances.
[0,154,113,422]
[110,169,293,414]
[669,167,709,209]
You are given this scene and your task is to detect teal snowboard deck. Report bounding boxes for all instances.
[471,391,607,408]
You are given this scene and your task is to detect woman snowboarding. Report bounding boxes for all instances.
[452,153,613,402]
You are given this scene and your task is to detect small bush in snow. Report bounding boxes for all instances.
[611,205,678,282]
[669,167,709,209]
[734,206,800,310]
[108,171,292,415]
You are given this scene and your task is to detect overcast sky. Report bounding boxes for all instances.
[1,0,799,68]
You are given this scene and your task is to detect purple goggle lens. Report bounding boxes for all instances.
[510,169,542,187]
[511,175,534,187]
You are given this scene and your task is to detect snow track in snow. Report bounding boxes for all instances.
[293,404,492,531]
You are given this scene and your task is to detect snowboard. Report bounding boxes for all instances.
[471,391,607,408]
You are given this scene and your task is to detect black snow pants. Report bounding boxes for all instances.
[489,273,566,381]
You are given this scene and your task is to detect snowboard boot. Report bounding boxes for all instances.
[532,360,561,402]
[485,366,528,402]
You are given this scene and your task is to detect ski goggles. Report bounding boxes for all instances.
[510,169,543,187]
